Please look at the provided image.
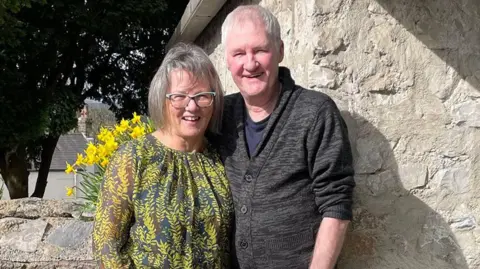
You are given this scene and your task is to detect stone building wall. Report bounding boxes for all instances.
[195,0,480,268]
[0,198,95,268]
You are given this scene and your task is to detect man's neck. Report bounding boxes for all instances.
[244,83,281,122]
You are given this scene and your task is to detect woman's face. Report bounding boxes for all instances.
[164,69,214,140]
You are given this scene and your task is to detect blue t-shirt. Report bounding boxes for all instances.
[244,112,270,157]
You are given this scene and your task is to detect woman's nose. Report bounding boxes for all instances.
[185,97,199,111]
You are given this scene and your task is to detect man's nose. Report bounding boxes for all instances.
[244,55,257,71]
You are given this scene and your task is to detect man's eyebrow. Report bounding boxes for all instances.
[230,48,245,53]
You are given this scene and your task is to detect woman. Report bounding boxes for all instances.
[92,43,233,268]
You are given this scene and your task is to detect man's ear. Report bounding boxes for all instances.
[279,40,285,63]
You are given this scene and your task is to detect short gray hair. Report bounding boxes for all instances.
[148,43,224,134]
[221,5,282,50]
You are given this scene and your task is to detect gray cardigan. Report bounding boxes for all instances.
[214,67,355,269]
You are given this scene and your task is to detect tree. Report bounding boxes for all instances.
[84,101,117,139]
[0,0,188,198]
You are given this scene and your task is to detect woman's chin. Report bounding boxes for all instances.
[178,128,206,139]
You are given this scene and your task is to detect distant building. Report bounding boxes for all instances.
[1,133,93,200]
[1,99,115,200]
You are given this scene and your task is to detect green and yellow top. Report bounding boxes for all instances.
[93,134,233,268]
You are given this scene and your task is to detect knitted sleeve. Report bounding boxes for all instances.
[307,98,355,220]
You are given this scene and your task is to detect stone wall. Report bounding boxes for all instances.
[195,0,480,268]
[0,198,95,268]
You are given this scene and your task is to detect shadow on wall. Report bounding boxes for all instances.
[195,0,261,55]
[375,0,480,92]
[337,111,468,269]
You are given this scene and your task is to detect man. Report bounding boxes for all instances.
[216,5,355,269]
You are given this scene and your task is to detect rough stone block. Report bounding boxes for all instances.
[451,100,480,127]
[308,66,337,89]
[0,218,47,252]
[398,163,428,190]
[46,220,93,249]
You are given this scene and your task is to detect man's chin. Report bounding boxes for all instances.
[239,86,268,97]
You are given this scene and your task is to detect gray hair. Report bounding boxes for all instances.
[221,5,282,50]
[148,43,224,134]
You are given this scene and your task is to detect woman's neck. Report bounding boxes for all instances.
[153,130,204,152]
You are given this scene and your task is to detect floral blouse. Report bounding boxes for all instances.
[93,134,234,268]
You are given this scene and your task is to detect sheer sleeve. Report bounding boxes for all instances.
[93,142,138,268]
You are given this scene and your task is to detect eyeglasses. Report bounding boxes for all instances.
[166,92,216,108]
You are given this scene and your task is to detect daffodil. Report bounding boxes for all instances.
[130,126,145,139]
[100,158,109,167]
[115,124,127,134]
[84,155,95,166]
[65,162,75,174]
[75,153,84,166]
[132,112,141,124]
[104,138,118,153]
[97,144,108,159]
[85,142,97,159]
[65,113,156,213]
[120,119,130,129]
[66,186,75,197]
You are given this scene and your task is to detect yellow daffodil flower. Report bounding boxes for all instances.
[75,153,84,166]
[100,158,109,167]
[132,112,141,124]
[115,124,127,134]
[105,138,118,153]
[97,129,105,142]
[65,162,75,174]
[85,142,97,156]
[120,119,130,129]
[130,126,145,139]
[97,144,107,159]
[66,186,75,197]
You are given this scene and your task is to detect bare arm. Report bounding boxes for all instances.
[310,218,349,269]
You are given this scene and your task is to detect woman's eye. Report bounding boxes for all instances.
[171,95,186,101]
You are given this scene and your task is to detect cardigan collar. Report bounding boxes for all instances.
[232,66,297,159]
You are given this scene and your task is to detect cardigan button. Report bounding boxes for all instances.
[245,174,253,182]
[241,205,248,214]
[240,240,248,249]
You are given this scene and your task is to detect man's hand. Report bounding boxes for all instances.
[309,217,350,269]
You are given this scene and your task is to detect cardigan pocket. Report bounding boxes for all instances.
[265,228,315,268]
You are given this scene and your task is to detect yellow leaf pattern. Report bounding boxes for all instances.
[93,134,234,268]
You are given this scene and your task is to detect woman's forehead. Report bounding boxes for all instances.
[169,69,210,93]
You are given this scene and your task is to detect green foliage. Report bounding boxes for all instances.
[77,165,105,213]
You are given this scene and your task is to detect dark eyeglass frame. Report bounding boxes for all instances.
[166,92,216,108]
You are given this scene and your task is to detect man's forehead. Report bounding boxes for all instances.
[226,21,269,46]
[230,16,266,32]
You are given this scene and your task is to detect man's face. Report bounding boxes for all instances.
[225,20,284,100]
